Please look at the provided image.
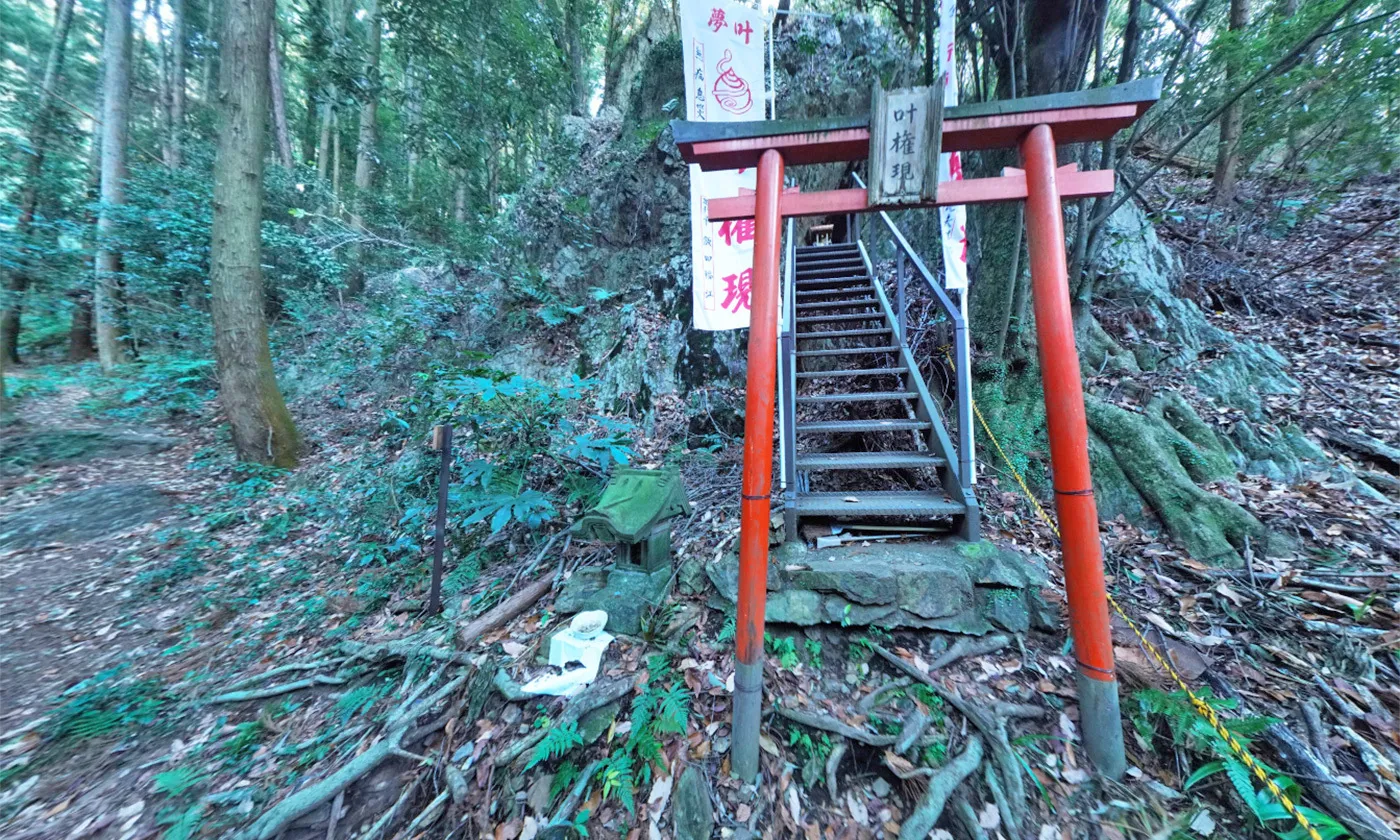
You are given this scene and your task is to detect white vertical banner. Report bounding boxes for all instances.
[681,0,767,331]
[936,0,969,292]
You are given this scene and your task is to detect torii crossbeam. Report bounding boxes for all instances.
[672,76,1162,784]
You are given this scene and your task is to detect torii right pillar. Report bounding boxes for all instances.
[1021,123,1126,778]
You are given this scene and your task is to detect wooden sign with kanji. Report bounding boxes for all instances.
[868,82,945,206]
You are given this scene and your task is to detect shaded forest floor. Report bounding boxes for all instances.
[1,176,1398,840]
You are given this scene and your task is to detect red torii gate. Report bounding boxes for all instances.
[673,77,1161,783]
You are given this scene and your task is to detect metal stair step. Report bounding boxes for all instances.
[798,265,868,279]
[796,277,869,289]
[793,491,964,518]
[796,391,915,403]
[795,452,946,471]
[797,245,859,256]
[797,367,907,380]
[796,284,871,298]
[796,257,865,270]
[796,418,928,432]
[796,345,899,357]
[794,328,891,340]
[796,312,886,325]
[796,298,879,311]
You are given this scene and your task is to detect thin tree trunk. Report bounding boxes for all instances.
[1212,0,1250,201]
[346,0,382,294]
[210,0,299,467]
[404,60,421,199]
[331,111,342,197]
[168,0,186,168]
[269,17,294,168]
[95,0,133,371]
[453,169,468,223]
[1,0,78,365]
[67,291,96,360]
[316,0,349,185]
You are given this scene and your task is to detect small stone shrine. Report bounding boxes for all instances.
[557,468,691,634]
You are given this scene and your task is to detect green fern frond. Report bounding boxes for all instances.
[333,684,387,723]
[153,766,205,797]
[654,684,690,736]
[527,721,583,769]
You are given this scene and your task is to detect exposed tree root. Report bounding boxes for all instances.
[896,735,983,840]
[774,706,898,748]
[1086,395,1265,566]
[235,670,470,840]
[928,633,1012,672]
[207,674,347,704]
[825,741,849,801]
[493,676,634,768]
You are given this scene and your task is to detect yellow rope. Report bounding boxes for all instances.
[947,351,1322,840]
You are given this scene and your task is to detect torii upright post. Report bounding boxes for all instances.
[673,76,1160,783]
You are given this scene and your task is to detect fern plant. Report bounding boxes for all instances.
[153,767,206,798]
[333,683,388,724]
[526,721,584,769]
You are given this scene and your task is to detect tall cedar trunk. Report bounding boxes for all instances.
[167,0,186,168]
[209,0,300,467]
[269,18,295,168]
[67,291,96,360]
[453,169,467,223]
[564,0,589,116]
[1,0,77,364]
[95,0,133,371]
[1212,0,1250,201]
[404,60,421,199]
[316,0,350,187]
[346,0,382,294]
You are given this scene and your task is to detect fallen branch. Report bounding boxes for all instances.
[551,758,602,826]
[774,706,898,748]
[897,735,984,840]
[825,741,849,801]
[207,674,346,705]
[1336,726,1400,807]
[459,577,554,648]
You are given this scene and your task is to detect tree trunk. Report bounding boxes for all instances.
[95,0,133,372]
[1,0,78,365]
[210,0,300,467]
[167,0,186,168]
[316,0,349,186]
[404,59,421,199]
[453,169,468,223]
[269,16,295,168]
[1212,0,1250,201]
[67,291,96,361]
[346,0,382,294]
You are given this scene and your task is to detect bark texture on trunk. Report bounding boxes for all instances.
[346,0,382,294]
[95,0,133,371]
[210,0,300,467]
[1212,0,1250,201]
[1,0,78,364]
[67,291,96,361]
[162,0,187,168]
[269,19,295,168]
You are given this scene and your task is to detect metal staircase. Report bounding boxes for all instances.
[778,210,979,542]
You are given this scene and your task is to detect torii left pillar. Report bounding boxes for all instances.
[731,148,784,784]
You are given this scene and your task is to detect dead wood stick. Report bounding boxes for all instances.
[774,706,898,747]
[897,735,984,840]
[1336,726,1400,806]
[1314,427,1400,472]
[401,790,449,836]
[1204,672,1400,840]
[324,790,344,840]
[459,577,554,648]
[927,634,1012,672]
[1301,699,1335,771]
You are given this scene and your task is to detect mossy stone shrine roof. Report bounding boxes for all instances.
[575,468,692,543]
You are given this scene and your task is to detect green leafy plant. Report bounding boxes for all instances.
[50,668,172,742]
[526,721,584,769]
[153,766,206,797]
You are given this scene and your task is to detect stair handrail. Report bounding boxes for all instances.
[779,217,797,504]
[848,173,974,497]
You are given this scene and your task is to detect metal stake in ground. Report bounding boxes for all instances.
[427,424,453,614]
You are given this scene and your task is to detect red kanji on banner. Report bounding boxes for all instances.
[708,8,726,31]
[721,268,752,313]
[733,19,753,43]
[717,217,755,247]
